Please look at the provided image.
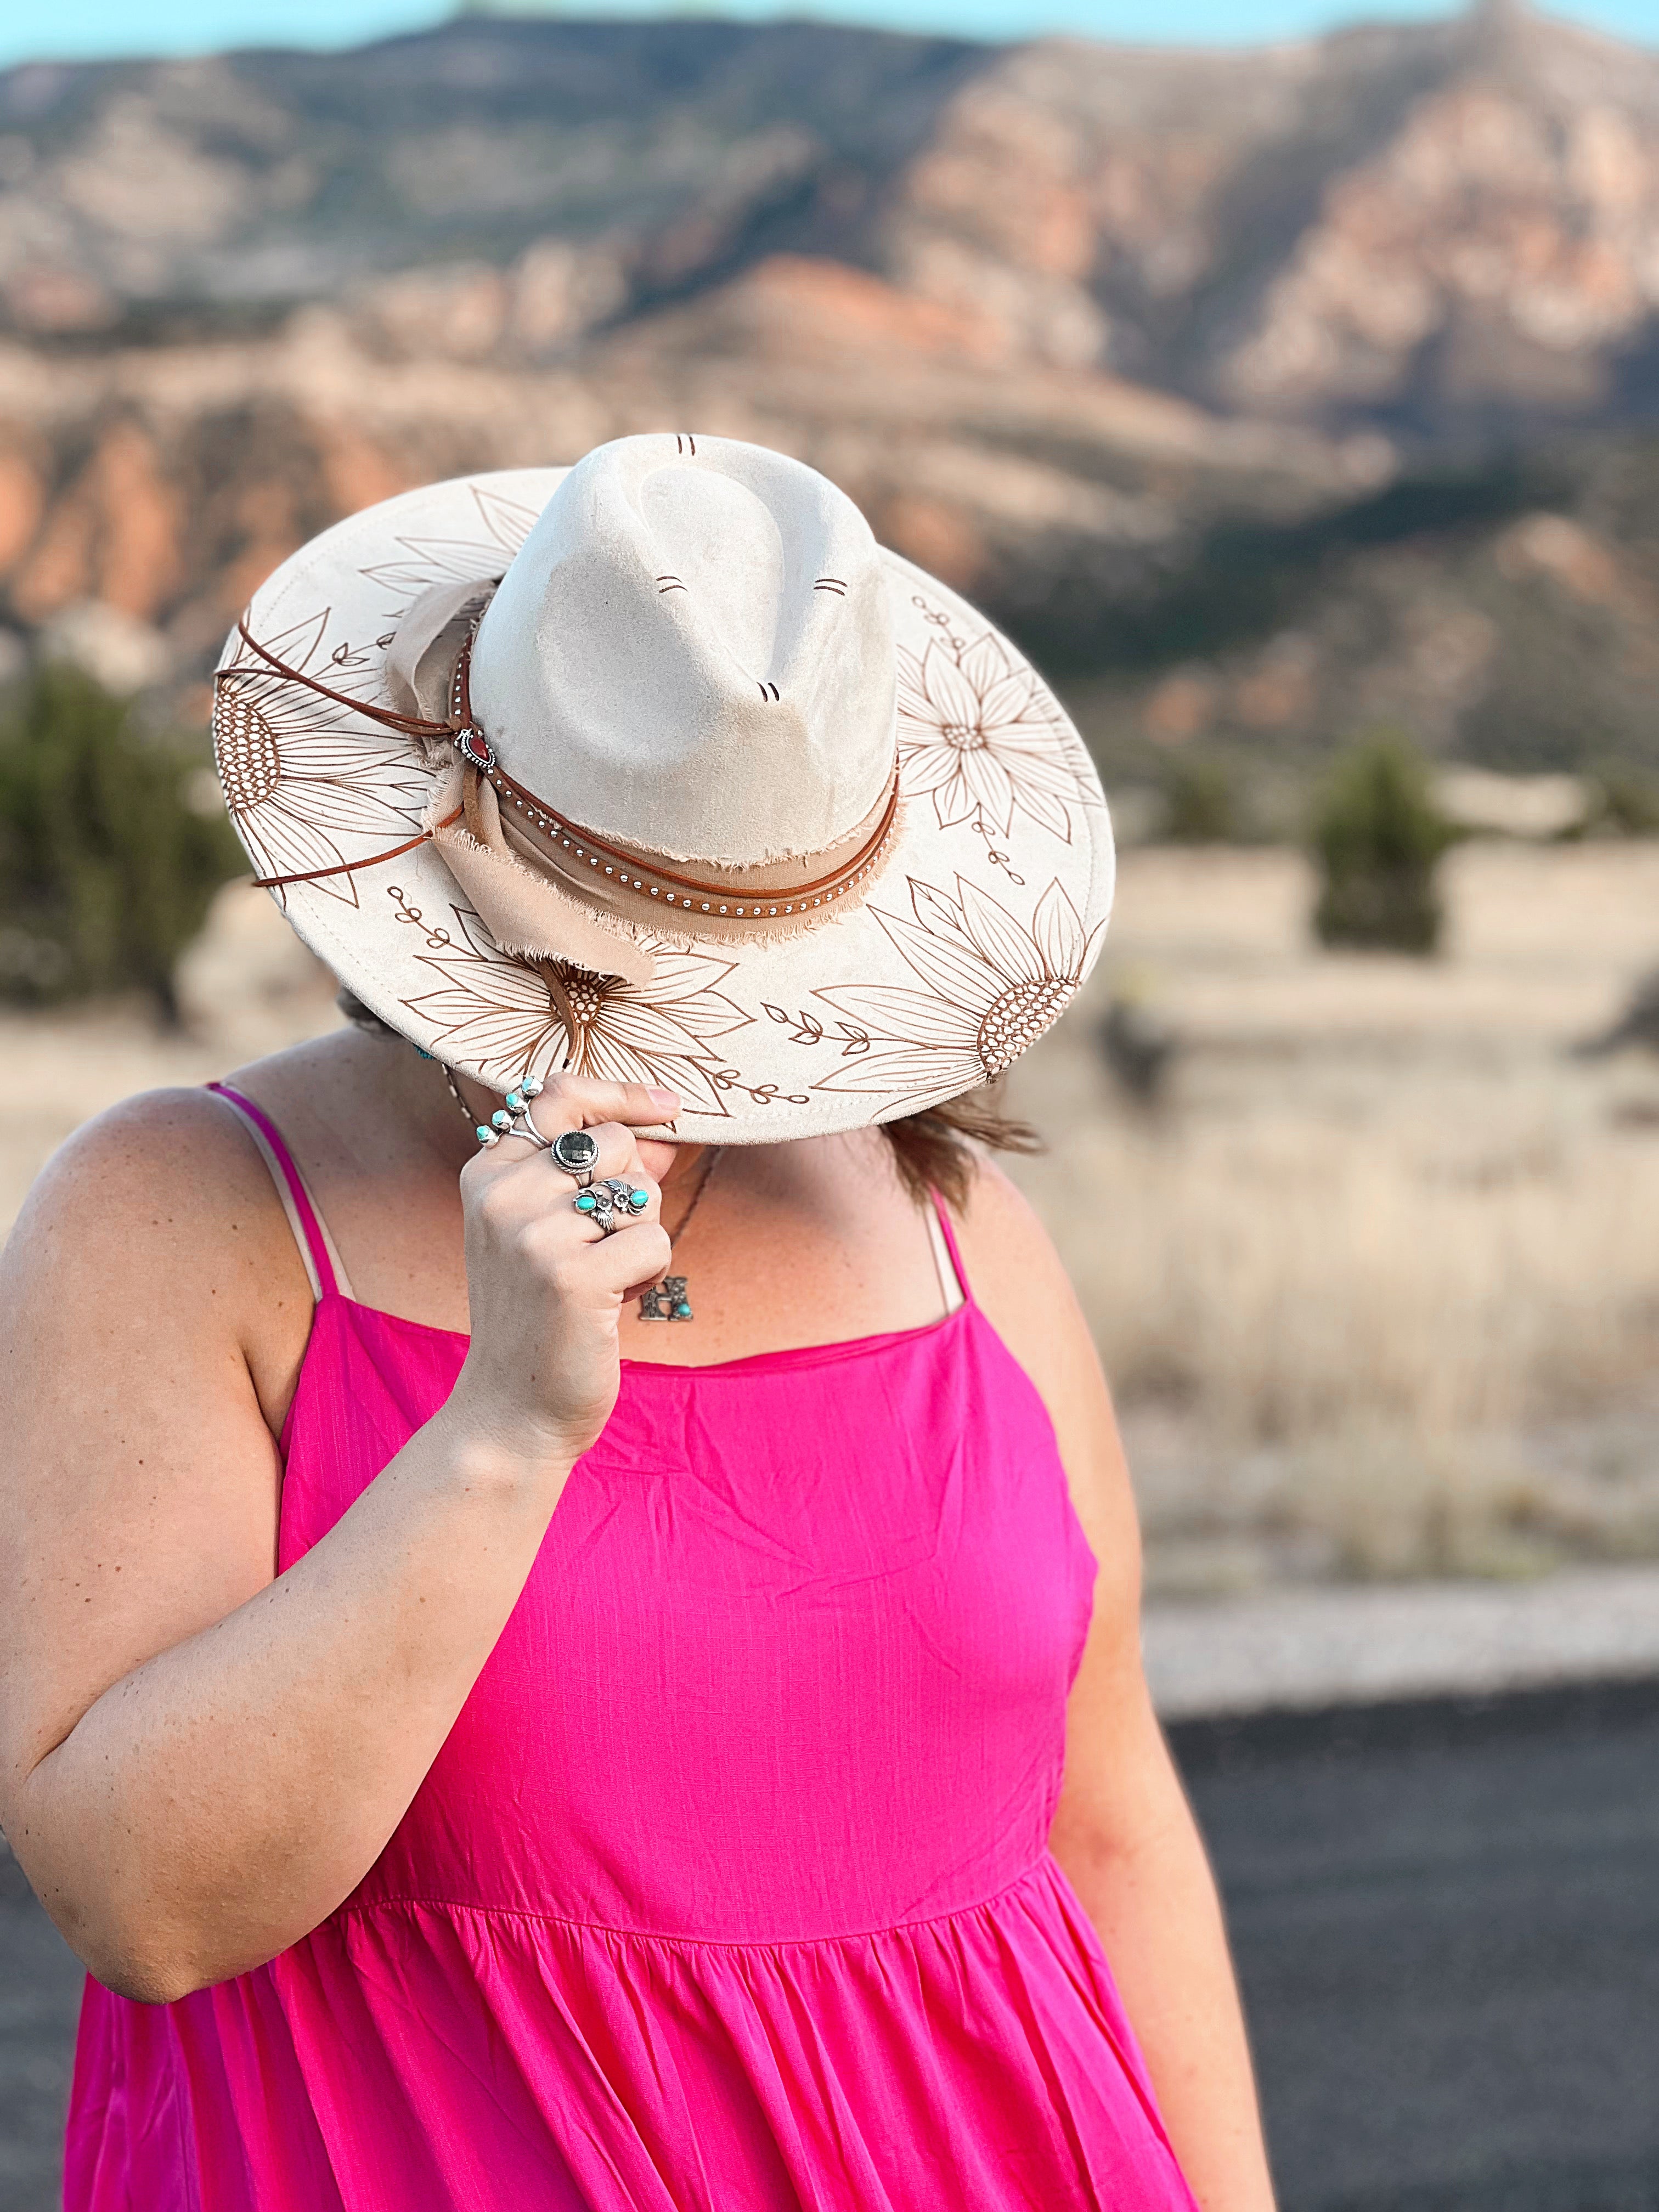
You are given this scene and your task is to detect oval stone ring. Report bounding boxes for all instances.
[548,1128,601,1187]
[573,1177,653,1235]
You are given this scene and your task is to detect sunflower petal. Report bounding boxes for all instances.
[897,742,963,797]
[244,608,332,675]
[366,530,520,594]
[579,1000,692,1056]
[873,908,998,1004]
[933,770,979,828]
[979,713,1068,761]
[633,950,740,1003]
[813,985,980,1048]
[961,749,1016,836]
[222,682,366,745]
[895,646,936,723]
[919,641,983,731]
[270,784,421,838]
[960,634,1009,695]
[240,815,364,905]
[1014,780,1074,840]
[811,1045,983,1097]
[416,949,551,1012]
[956,877,1040,981]
[1030,879,1087,977]
[476,1032,571,1090]
[645,989,753,1041]
[470,486,540,555]
[449,905,510,963]
[976,669,1036,731]
[589,995,733,1055]
[405,992,561,1066]
[272,726,422,771]
[232,681,408,752]
[400,984,506,1028]
[585,1042,730,1116]
[580,1031,694,1097]
[1009,755,1085,808]
[661,1058,735,1116]
[909,880,972,944]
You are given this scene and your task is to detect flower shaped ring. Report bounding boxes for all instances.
[572,1177,653,1236]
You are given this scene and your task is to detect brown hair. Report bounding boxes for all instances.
[335,987,1039,1207]
[880,1092,1040,1211]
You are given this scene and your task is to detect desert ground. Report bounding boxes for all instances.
[2,839,1654,1594]
[1007,840,1659,1590]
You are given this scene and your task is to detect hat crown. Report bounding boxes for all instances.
[471,434,896,866]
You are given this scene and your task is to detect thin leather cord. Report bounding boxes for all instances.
[249,823,455,891]
[226,619,455,738]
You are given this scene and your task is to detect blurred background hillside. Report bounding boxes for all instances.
[6,0,1659,782]
[0,0,1657,1591]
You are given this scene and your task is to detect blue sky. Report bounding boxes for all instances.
[1,0,1654,70]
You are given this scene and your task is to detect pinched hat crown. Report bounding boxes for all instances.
[473,435,896,867]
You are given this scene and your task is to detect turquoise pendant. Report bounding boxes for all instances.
[639,1274,693,1322]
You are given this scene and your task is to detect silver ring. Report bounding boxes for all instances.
[548,1126,600,1187]
[572,1177,652,1235]
[477,1075,549,1151]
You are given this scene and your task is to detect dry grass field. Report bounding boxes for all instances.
[1006,843,1659,1591]
[0,846,1653,1592]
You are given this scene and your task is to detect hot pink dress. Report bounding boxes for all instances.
[65,1088,1197,2212]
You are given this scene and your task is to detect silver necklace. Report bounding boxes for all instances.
[440,1066,721,1321]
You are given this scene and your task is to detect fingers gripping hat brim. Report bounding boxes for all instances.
[214,465,1114,1142]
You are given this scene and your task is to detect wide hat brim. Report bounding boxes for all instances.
[216,468,1115,1143]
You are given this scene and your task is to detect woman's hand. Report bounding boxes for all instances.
[447,1074,679,1468]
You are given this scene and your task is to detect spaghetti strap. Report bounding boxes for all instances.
[207,1082,340,1301]
[927,1190,970,1311]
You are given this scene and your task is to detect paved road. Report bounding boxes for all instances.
[1172,1678,1659,2211]
[0,1837,80,2212]
[6,1678,1659,2211]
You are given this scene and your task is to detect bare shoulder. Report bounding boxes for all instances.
[7,1019,376,1271]
[950,1154,1092,1394]
[950,1151,1138,1574]
[949,1150,1060,1270]
[9,1084,285,1265]
[27,1023,367,1246]
[0,1085,311,1808]
[0,1085,312,1393]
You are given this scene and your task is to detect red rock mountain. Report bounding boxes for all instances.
[2,2,1657,767]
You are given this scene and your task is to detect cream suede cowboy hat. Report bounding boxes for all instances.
[212,432,1114,1141]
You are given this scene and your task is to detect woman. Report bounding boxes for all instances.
[0,436,1274,2211]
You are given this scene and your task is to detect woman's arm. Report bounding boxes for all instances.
[0,1074,675,2004]
[960,1162,1277,2212]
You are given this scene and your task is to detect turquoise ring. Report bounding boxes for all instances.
[573,1177,653,1235]
[472,1073,547,1150]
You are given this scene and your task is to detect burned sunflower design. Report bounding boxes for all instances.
[896,629,1084,843]
[213,612,433,906]
[402,903,753,1114]
[812,874,1103,1104]
[358,483,540,619]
